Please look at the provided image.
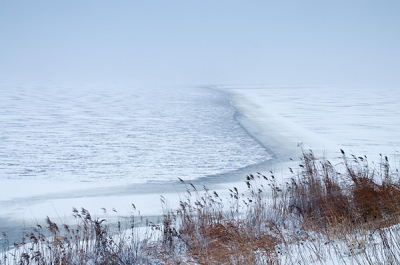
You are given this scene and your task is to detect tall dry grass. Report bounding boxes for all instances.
[2,149,400,264]
[1,206,160,264]
[157,149,400,264]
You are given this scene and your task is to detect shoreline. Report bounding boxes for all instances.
[0,86,291,245]
[219,86,342,161]
[3,84,399,247]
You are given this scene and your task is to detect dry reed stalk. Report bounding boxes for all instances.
[2,148,400,264]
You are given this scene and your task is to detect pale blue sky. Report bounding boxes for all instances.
[1,1,399,86]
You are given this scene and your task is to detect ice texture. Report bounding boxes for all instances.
[0,84,271,184]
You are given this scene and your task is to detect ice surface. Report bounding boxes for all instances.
[0,84,269,184]
[223,85,400,165]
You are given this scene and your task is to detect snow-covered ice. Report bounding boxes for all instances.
[0,84,271,243]
[222,85,400,164]
[1,84,399,247]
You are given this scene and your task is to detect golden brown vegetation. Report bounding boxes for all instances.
[2,149,400,264]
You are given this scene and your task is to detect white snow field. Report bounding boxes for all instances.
[222,85,400,164]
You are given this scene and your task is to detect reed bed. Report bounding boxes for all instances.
[2,149,400,264]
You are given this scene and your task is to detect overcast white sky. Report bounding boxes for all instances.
[1,1,399,86]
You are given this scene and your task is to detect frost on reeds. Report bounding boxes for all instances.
[2,149,400,264]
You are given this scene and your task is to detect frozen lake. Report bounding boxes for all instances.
[1,84,399,246]
[0,84,273,245]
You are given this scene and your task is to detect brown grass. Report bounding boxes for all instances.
[157,149,400,264]
[2,149,400,264]
[289,150,400,231]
